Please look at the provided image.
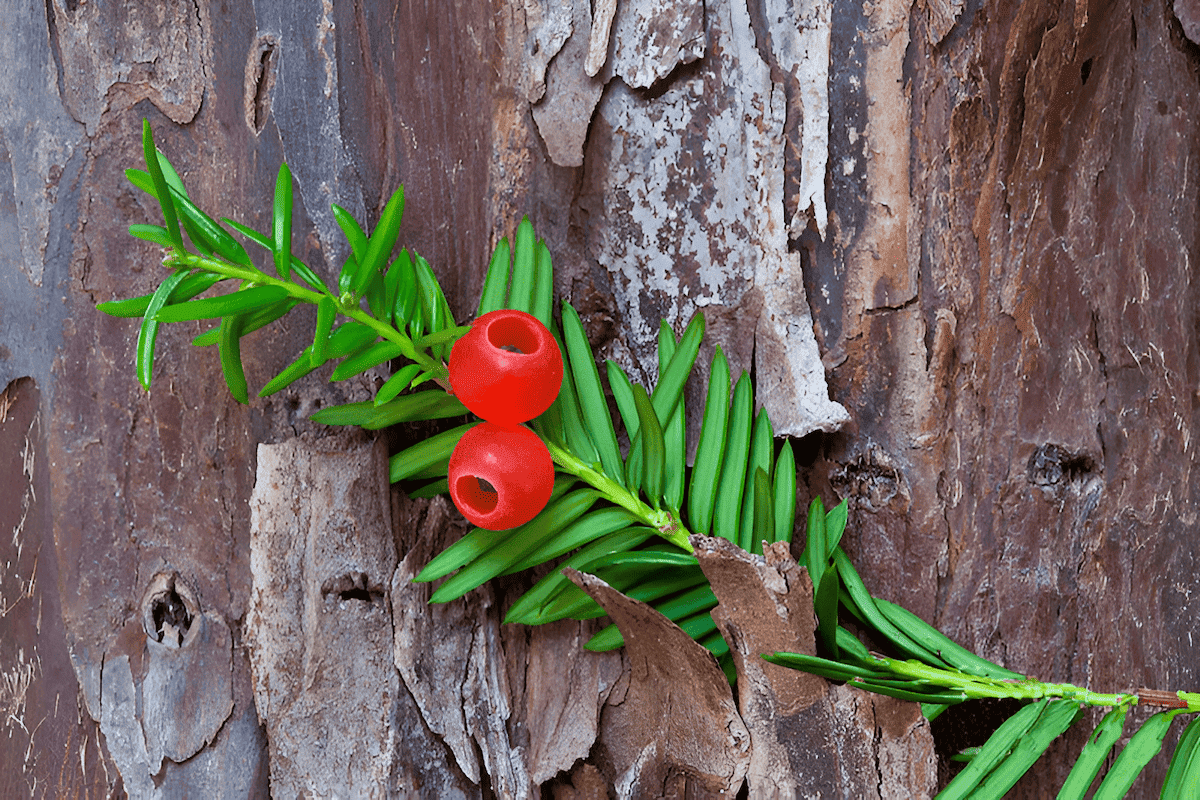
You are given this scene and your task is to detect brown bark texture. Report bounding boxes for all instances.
[0,0,1197,797]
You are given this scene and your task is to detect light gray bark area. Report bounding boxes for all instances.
[248,435,399,797]
[141,614,235,772]
[95,592,256,798]
[516,0,846,436]
[761,0,831,237]
[50,0,208,136]
[607,0,706,89]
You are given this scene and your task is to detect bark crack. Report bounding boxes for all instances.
[41,0,72,126]
[865,295,919,315]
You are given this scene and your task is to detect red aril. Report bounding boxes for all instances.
[448,422,554,530]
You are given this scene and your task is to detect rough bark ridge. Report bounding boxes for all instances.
[247,434,398,796]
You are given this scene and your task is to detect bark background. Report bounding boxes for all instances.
[1,0,1198,797]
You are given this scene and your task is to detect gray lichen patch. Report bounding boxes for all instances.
[582,0,846,437]
[607,0,706,90]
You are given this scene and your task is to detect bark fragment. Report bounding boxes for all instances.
[140,592,235,772]
[696,536,937,798]
[917,0,965,46]
[758,0,832,236]
[1175,0,1200,46]
[585,0,618,76]
[531,0,606,167]
[522,0,576,103]
[566,569,751,798]
[505,618,621,785]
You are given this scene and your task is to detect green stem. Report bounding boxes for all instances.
[167,251,324,303]
[339,303,450,391]
[166,250,452,391]
[874,656,1140,708]
[545,439,693,553]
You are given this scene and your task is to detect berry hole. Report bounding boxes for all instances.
[457,474,499,513]
[487,316,541,356]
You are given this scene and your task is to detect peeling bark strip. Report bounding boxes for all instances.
[390,498,530,798]
[530,0,605,168]
[758,0,832,237]
[247,434,398,796]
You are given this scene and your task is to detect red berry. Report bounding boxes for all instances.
[448,309,563,425]
[448,422,554,530]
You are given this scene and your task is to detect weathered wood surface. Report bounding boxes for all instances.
[804,0,1200,794]
[3,0,1199,796]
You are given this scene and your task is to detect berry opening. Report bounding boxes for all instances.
[486,315,541,356]
[455,474,499,514]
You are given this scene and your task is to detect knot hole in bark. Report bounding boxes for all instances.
[321,572,385,606]
[141,571,200,648]
[1027,444,1098,491]
[830,448,907,512]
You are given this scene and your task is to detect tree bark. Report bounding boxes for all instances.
[1,0,1196,797]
